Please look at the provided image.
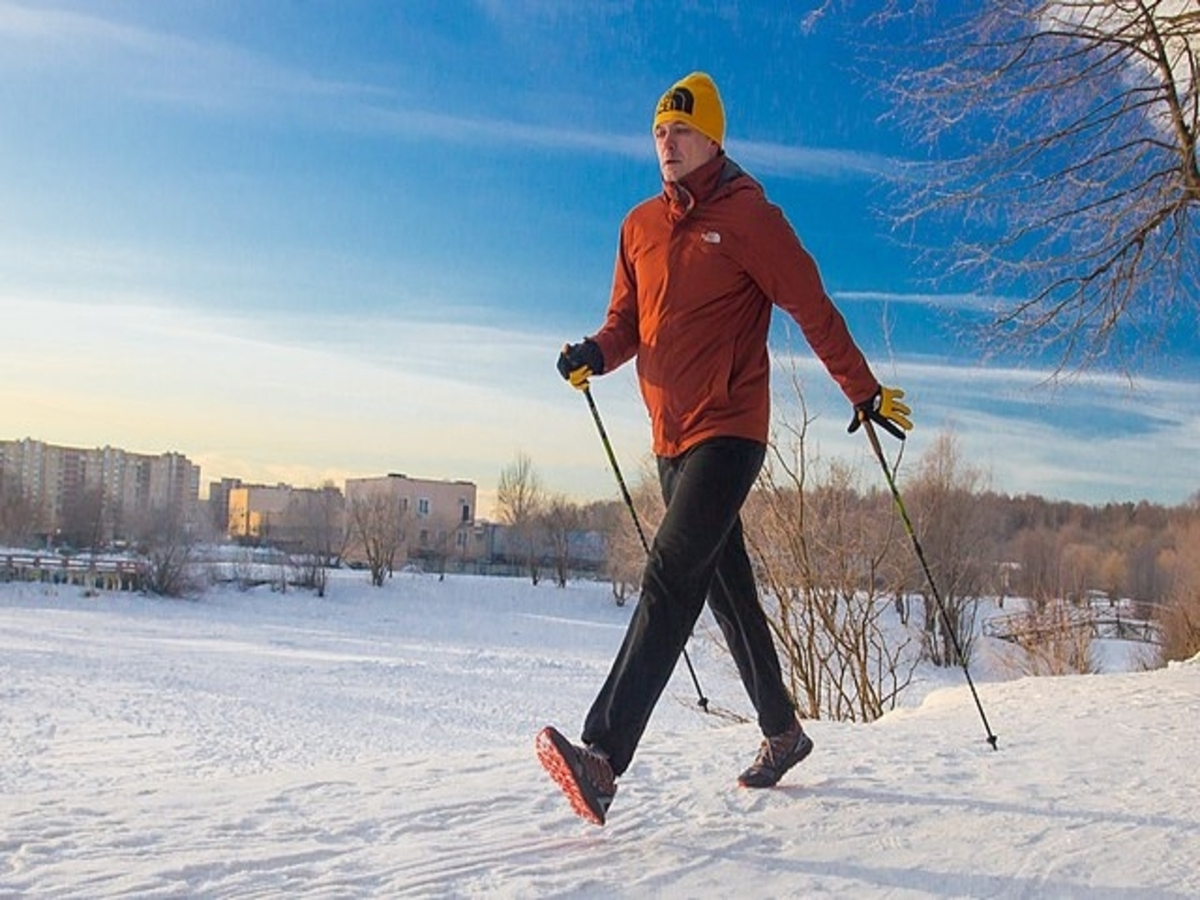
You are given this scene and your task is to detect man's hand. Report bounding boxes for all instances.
[556,339,605,391]
[848,385,912,441]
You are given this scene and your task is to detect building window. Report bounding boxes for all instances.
[417,498,430,517]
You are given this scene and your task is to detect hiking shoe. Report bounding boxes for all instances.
[535,726,617,826]
[737,720,814,788]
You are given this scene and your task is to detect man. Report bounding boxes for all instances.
[536,72,912,826]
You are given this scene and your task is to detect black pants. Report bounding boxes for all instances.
[581,436,796,776]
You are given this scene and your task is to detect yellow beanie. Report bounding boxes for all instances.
[652,72,725,146]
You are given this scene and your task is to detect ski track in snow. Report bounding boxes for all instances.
[2,572,1198,899]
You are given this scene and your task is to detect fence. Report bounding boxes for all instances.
[1,552,146,592]
[984,600,1163,646]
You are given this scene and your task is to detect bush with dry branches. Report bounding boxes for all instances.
[347,493,408,588]
[744,396,918,723]
[603,457,664,606]
[999,599,1098,676]
[1156,517,1200,661]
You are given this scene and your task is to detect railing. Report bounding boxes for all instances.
[0,552,147,592]
[984,602,1163,646]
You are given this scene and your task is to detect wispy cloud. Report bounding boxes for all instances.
[355,106,892,181]
[6,2,1194,514]
[0,291,637,510]
[4,282,1195,509]
[0,1,384,114]
[348,105,649,158]
[769,351,1199,505]
[728,140,894,180]
[0,2,892,180]
[0,1,139,45]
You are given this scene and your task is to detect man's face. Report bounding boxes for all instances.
[654,121,719,182]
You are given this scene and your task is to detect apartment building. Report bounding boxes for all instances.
[343,472,476,565]
[0,438,200,545]
[220,473,474,565]
[225,482,346,555]
[0,438,486,569]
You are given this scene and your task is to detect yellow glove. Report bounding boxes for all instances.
[556,340,605,392]
[848,386,912,440]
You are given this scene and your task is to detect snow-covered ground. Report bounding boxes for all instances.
[2,570,1196,899]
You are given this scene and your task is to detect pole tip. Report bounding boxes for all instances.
[987,734,999,751]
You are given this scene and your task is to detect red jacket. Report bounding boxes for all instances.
[590,153,880,458]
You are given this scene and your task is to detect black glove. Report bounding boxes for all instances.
[847,385,912,441]
[556,339,604,391]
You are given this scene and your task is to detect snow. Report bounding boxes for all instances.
[2,570,1197,899]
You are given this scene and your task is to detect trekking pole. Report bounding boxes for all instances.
[581,386,710,713]
[860,417,999,751]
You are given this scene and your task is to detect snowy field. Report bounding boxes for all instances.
[2,569,1197,899]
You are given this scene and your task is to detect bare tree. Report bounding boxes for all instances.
[541,494,582,588]
[1060,539,1104,603]
[280,483,346,597]
[906,431,992,667]
[135,505,202,598]
[348,492,407,588]
[496,453,546,585]
[603,458,663,606]
[413,513,460,581]
[883,1,1200,372]
[0,469,36,547]
[1011,526,1062,604]
[576,499,625,599]
[59,484,108,551]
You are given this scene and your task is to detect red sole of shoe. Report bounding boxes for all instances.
[535,727,606,826]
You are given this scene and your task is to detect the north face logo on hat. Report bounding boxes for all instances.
[652,73,725,146]
[657,87,695,117]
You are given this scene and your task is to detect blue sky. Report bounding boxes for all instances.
[1,0,1196,514]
